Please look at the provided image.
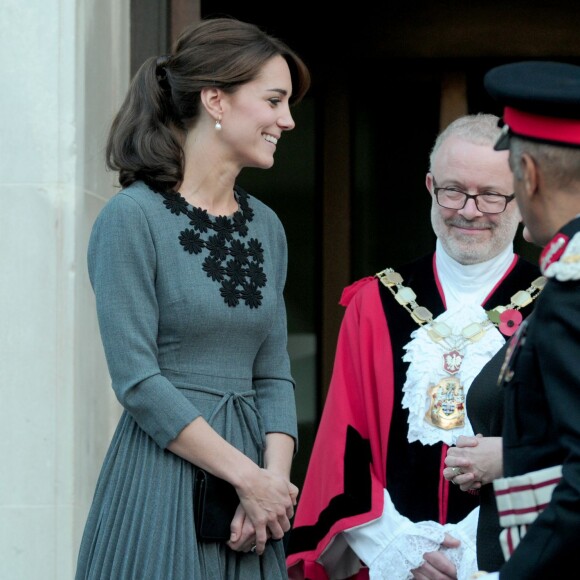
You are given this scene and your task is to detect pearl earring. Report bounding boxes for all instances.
[215,116,222,131]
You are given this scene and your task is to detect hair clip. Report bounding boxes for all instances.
[155,55,170,89]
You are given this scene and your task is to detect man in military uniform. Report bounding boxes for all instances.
[475,60,580,578]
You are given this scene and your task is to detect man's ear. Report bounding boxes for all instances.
[425,172,434,195]
[200,87,223,121]
[520,153,540,199]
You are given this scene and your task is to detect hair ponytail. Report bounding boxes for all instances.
[106,56,183,192]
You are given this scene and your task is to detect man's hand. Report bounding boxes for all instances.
[411,533,460,579]
[444,435,503,492]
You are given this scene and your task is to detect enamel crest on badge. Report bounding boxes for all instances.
[425,377,465,430]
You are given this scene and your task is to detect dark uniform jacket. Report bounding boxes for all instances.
[499,216,580,578]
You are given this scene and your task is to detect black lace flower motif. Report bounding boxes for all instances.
[240,283,263,309]
[163,193,189,215]
[188,207,213,233]
[213,216,235,240]
[220,279,240,307]
[229,239,249,265]
[202,256,225,282]
[225,259,246,286]
[206,234,228,261]
[240,197,254,222]
[247,262,267,288]
[233,213,249,237]
[179,229,203,254]
[247,238,265,263]
[159,187,268,308]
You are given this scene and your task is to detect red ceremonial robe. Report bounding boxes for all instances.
[286,253,539,579]
[287,276,391,579]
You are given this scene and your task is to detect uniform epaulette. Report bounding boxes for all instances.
[541,232,580,281]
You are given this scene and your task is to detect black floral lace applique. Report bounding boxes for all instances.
[159,189,267,309]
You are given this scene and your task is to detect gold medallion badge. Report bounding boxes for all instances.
[425,377,465,430]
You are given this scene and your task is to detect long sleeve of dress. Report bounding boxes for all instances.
[88,193,201,448]
[253,214,297,442]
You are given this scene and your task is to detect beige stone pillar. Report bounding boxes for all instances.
[0,1,129,578]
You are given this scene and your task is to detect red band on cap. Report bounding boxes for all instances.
[504,106,580,146]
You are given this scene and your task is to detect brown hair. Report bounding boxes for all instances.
[106,17,311,192]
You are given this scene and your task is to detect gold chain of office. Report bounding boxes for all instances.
[376,267,546,349]
[376,267,546,430]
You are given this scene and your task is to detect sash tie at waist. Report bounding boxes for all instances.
[185,385,265,465]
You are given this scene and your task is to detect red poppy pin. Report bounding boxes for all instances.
[498,309,523,337]
[487,307,524,337]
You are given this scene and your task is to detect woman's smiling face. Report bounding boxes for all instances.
[219,55,296,170]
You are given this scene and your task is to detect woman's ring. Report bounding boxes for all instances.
[250,544,257,553]
[452,466,463,476]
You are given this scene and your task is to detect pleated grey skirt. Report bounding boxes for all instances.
[75,387,289,579]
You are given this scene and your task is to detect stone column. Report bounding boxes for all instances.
[0,1,129,578]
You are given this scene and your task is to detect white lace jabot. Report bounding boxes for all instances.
[402,302,505,446]
[401,241,513,445]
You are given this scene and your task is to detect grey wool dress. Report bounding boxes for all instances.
[75,181,298,579]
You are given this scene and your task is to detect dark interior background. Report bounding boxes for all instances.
[132,0,580,489]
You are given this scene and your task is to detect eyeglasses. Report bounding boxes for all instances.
[432,178,515,214]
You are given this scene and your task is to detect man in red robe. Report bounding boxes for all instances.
[287,113,543,580]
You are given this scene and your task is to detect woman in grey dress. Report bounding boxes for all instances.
[75,17,310,579]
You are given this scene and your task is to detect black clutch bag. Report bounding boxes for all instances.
[193,468,240,542]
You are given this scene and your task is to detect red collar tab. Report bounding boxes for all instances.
[504,107,580,146]
[539,233,569,273]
